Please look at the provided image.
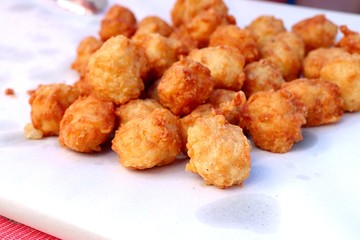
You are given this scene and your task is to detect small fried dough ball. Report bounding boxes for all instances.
[158,57,214,116]
[336,25,360,54]
[88,35,149,105]
[99,5,137,41]
[133,16,173,38]
[115,99,163,126]
[242,89,307,153]
[188,46,245,91]
[242,59,285,97]
[112,108,182,170]
[209,25,259,63]
[29,84,80,137]
[274,32,305,60]
[59,95,115,153]
[302,47,348,79]
[320,54,360,112]
[292,15,338,53]
[246,15,286,45]
[186,114,251,189]
[170,25,200,51]
[281,78,343,127]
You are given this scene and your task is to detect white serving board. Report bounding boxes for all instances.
[0,0,360,239]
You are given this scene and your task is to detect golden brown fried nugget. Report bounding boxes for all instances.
[112,108,182,170]
[320,54,360,112]
[88,35,149,105]
[292,14,338,53]
[209,25,259,63]
[275,32,305,60]
[29,84,80,137]
[115,99,163,126]
[336,25,360,54]
[99,4,137,41]
[242,59,285,98]
[59,95,115,153]
[186,115,251,189]
[281,78,343,127]
[134,16,173,38]
[242,89,307,153]
[247,15,286,45]
[302,47,348,79]
[188,46,245,91]
[158,57,214,116]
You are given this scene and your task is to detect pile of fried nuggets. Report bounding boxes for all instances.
[24,0,360,189]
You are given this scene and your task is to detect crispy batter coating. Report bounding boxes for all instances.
[99,4,137,41]
[188,46,245,91]
[207,89,246,125]
[320,54,360,112]
[170,25,200,51]
[259,34,301,81]
[71,36,103,77]
[171,0,228,27]
[292,14,338,53]
[281,78,343,127]
[88,35,149,105]
[186,114,251,189]
[133,33,189,81]
[158,57,214,116]
[336,25,360,54]
[246,15,286,46]
[29,84,80,137]
[243,59,285,97]
[133,16,173,38]
[59,95,115,153]
[115,99,163,126]
[274,32,305,60]
[209,25,259,63]
[241,89,307,153]
[302,47,348,79]
[112,108,182,169]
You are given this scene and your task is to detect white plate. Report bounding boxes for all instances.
[1,0,360,239]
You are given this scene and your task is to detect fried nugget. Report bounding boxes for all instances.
[29,84,80,137]
[209,25,259,63]
[242,59,285,97]
[186,114,251,189]
[281,78,343,126]
[336,25,360,54]
[302,47,348,79]
[241,89,307,153]
[88,35,149,105]
[112,108,182,170]
[59,95,115,153]
[99,4,137,41]
[158,57,214,116]
[133,16,173,38]
[292,14,338,53]
[320,53,360,112]
[188,46,245,91]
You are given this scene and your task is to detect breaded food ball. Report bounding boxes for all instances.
[209,25,259,63]
[71,36,102,77]
[59,95,115,153]
[292,14,338,53]
[88,35,149,105]
[242,89,307,153]
[188,46,245,91]
[186,114,251,189]
[259,35,301,81]
[112,108,182,170]
[207,89,246,125]
[170,25,200,51]
[302,47,348,79]
[171,0,228,27]
[274,32,305,60]
[29,84,80,137]
[133,16,173,38]
[99,4,137,41]
[115,99,163,126]
[158,57,214,116]
[133,33,189,81]
[281,78,343,127]
[320,54,360,112]
[246,15,286,45]
[336,25,360,54]
[242,59,285,97]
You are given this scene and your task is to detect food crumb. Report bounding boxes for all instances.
[5,88,15,96]
[24,123,44,140]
